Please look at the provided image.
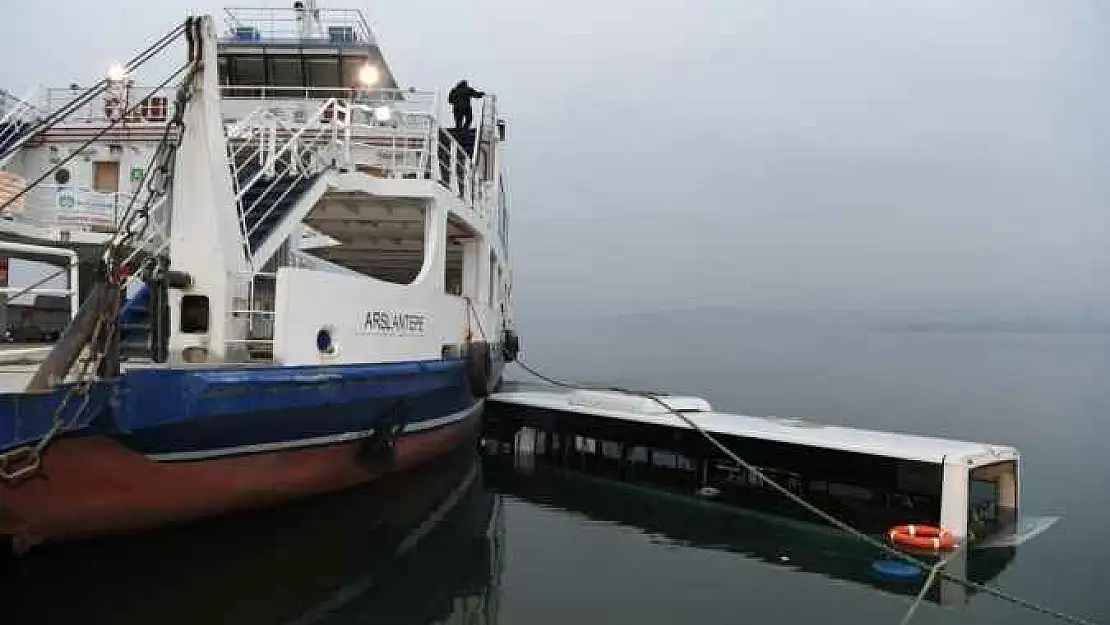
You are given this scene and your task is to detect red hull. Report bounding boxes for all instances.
[0,418,477,552]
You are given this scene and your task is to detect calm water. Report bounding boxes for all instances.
[1,322,1108,624]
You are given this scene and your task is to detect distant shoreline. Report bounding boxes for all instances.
[521,307,1110,335]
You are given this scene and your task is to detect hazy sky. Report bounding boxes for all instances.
[2,0,1107,319]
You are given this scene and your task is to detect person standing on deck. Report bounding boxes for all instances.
[449,80,485,129]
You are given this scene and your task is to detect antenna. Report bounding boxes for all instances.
[293,0,322,38]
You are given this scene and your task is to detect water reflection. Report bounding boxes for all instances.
[0,446,503,625]
[0,440,1021,624]
[483,452,1017,608]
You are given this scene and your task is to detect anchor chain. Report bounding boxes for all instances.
[0,294,119,481]
[0,17,204,483]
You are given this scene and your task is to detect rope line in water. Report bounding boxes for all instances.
[511,357,1097,625]
[899,545,964,625]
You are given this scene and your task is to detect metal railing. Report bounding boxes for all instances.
[222,7,375,44]
[0,89,40,164]
[225,271,277,360]
[0,89,38,119]
[228,98,346,264]
[34,86,174,125]
[224,90,500,251]
[220,87,435,125]
[0,240,80,320]
[437,131,476,203]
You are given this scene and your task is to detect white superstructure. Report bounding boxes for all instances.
[0,5,516,373]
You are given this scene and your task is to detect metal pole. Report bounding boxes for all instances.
[25,282,114,392]
[68,255,79,321]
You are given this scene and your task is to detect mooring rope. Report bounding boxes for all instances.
[898,544,965,625]
[512,356,1098,625]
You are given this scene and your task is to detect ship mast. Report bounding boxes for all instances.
[294,0,323,39]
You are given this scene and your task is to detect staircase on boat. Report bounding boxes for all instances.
[116,98,498,364]
[221,101,346,361]
[233,160,322,254]
[0,89,37,167]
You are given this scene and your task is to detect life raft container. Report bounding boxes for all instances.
[887,524,957,552]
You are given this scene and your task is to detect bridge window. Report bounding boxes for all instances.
[224,55,265,98]
[305,57,341,88]
[229,56,265,85]
[268,57,304,89]
[341,57,366,89]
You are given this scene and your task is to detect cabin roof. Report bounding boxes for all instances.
[490,389,1019,467]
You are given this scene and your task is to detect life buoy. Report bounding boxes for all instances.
[887,524,957,551]
[465,341,492,398]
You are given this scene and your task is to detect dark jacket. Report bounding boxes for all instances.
[448,84,485,109]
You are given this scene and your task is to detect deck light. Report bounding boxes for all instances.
[358,64,379,87]
[106,64,128,82]
[373,105,391,122]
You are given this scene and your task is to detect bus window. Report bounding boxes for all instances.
[968,461,1018,538]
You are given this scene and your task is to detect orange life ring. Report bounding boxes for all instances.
[887,524,957,551]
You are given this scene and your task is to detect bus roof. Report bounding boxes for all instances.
[490,388,1019,467]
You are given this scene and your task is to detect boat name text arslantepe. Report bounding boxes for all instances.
[358,311,428,337]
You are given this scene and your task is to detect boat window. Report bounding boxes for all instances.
[968,460,1018,536]
[180,295,209,333]
[340,57,366,89]
[305,57,341,88]
[445,239,462,296]
[651,451,694,470]
[896,461,942,495]
[970,479,999,521]
[229,56,265,84]
[217,57,229,85]
[267,56,305,90]
[626,446,650,464]
[444,215,472,296]
[225,55,265,98]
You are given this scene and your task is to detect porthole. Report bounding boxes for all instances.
[54,168,71,184]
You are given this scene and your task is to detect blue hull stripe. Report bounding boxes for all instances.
[113,358,476,456]
[0,357,484,457]
[145,400,483,462]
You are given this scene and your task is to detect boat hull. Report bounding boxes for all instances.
[0,414,478,551]
[0,357,496,551]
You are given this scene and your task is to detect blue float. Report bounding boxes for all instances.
[870,559,924,582]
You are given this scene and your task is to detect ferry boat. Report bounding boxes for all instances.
[0,4,518,552]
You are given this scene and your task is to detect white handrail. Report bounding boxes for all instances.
[227,99,348,269]
[0,240,80,321]
[221,7,376,44]
[235,98,343,203]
